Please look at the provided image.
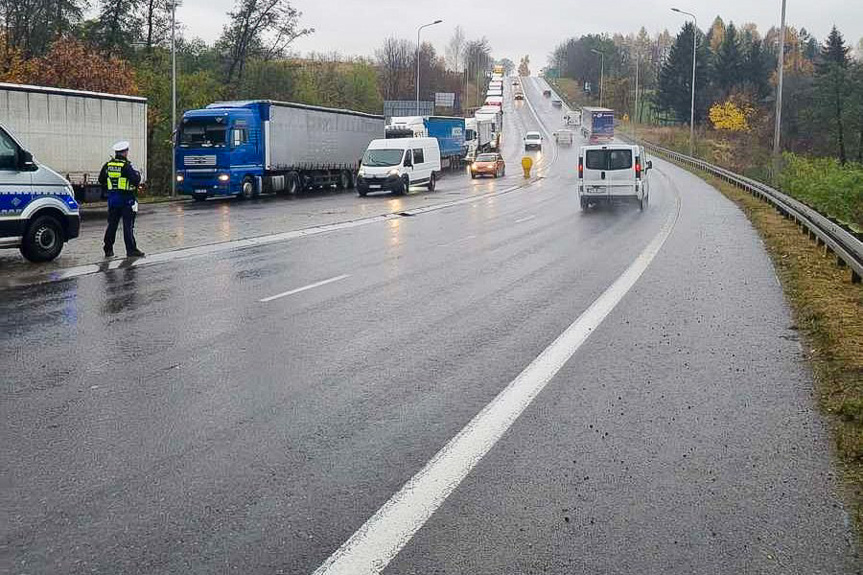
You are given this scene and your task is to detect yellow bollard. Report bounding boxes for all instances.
[521,156,533,179]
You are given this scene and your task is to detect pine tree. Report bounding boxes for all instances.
[818,26,851,163]
[658,22,710,124]
[714,22,744,97]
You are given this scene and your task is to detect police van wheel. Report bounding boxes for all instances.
[21,215,64,262]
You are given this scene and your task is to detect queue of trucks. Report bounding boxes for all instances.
[0,68,515,261]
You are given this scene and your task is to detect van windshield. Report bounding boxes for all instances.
[363,149,404,167]
[585,149,633,170]
[179,118,228,148]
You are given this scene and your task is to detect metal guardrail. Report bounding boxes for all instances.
[626,137,863,284]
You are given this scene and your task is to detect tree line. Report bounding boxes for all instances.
[0,0,500,194]
[550,18,863,164]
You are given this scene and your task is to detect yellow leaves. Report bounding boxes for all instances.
[709,99,754,132]
[0,34,36,83]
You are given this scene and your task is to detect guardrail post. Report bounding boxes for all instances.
[853,270,861,284]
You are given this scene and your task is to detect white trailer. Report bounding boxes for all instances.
[475,106,503,150]
[464,117,494,161]
[0,83,147,200]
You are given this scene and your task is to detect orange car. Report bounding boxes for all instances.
[470,153,506,179]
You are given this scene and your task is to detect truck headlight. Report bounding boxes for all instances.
[218,174,230,182]
[176,174,184,182]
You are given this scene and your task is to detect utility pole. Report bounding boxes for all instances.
[169,0,179,197]
[416,20,443,115]
[772,0,787,177]
[591,48,605,107]
[633,55,640,140]
[672,7,698,156]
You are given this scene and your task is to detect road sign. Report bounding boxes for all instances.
[434,93,455,107]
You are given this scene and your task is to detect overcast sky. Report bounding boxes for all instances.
[180,0,863,68]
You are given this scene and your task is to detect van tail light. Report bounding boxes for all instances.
[635,159,642,179]
[578,158,583,178]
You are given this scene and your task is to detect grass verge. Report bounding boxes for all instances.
[683,164,863,531]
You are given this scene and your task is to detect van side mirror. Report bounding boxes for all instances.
[20,150,36,171]
[647,160,653,170]
[404,157,413,168]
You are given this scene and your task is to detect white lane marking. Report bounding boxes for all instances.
[311,191,682,575]
[259,274,350,303]
[514,215,536,224]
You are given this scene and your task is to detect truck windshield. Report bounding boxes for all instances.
[179,119,228,148]
[363,149,404,167]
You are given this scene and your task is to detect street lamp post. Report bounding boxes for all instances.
[772,0,787,177]
[416,20,443,115]
[672,7,697,156]
[591,48,604,107]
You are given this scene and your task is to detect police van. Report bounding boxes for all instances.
[0,123,80,262]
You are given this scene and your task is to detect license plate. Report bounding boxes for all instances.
[195,189,207,194]
[589,186,605,193]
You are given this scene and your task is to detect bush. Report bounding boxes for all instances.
[778,153,863,230]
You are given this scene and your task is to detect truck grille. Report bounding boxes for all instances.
[184,155,216,167]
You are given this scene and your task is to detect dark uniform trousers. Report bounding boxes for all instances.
[104,202,138,253]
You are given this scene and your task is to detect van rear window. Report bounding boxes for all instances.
[585,149,633,170]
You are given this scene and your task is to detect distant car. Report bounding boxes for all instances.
[514,92,525,101]
[578,144,652,210]
[552,99,562,108]
[524,131,543,151]
[471,153,506,179]
[554,129,574,146]
[542,89,552,97]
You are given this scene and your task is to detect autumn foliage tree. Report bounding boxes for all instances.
[25,37,139,94]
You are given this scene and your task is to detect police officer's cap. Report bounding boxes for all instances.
[112,141,130,152]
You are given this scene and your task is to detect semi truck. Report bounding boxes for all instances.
[385,116,466,169]
[464,117,494,162]
[175,100,384,200]
[475,106,503,150]
[581,107,615,144]
[0,82,147,201]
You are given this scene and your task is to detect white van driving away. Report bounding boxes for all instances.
[357,137,441,196]
[578,144,652,210]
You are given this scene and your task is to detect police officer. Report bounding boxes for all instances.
[99,141,144,258]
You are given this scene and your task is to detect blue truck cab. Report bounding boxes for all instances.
[0,123,80,262]
[424,117,466,169]
[175,102,264,201]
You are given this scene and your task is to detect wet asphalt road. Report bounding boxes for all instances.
[1,78,858,574]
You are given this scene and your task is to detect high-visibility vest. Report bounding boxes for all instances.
[105,159,134,192]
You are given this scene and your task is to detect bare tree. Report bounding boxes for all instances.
[218,0,312,89]
[375,36,413,99]
[445,25,465,72]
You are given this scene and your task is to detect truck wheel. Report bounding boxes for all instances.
[427,172,436,191]
[286,173,300,195]
[240,177,254,200]
[337,170,351,190]
[20,214,65,262]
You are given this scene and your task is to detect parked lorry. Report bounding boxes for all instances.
[465,117,494,161]
[387,116,466,169]
[0,82,147,201]
[475,106,503,150]
[425,116,466,169]
[581,107,615,144]
[385,116,426,138]
[175,100,384,199]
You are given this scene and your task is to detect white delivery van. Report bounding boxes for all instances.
[577,144,652,210]
[357,137,441,196]
[0,122,80,262]
[553,129,574,146]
